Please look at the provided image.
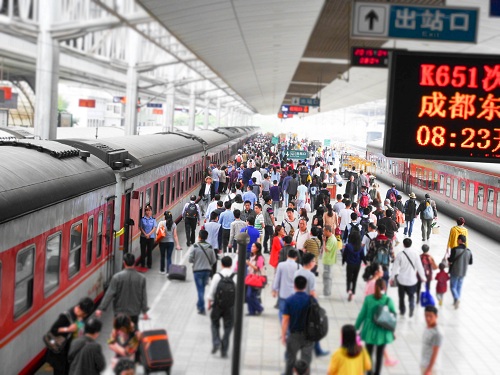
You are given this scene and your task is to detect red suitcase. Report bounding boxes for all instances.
[140,329,173,374]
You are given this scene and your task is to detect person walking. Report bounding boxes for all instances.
[139,204,156,269]
[448,234,473,309]
[269,225,285,270]
[46,298,95,375]
[272,248,301,322]
[403,192,418,237]
[355,279,396,375]
[96,253,149,326]
[68,318,106,375]
[228,209,246,252]
[416,244,438,304]
[435,263,450,307]
[342,230,366,302]
[246,242,265,316]
[262,196,276,254]
[421,306,443,375]
[366,225,395,286]
[189,229,217,315]
[446,217,468,252]
[327,324,372,375]
[218,201,235,254]
[281,276,315,375]
[207,256,236,358]
[157,211,182,275]
[416,194,437,242]
[198,176,216,216]
[390,238,427,318]
[345,175,358,202]
[182,195,202,247]
[322,225,338,297]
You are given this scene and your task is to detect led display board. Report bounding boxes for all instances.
[385,51,500,163]
[281,105,309,113]
[351,47,390,68]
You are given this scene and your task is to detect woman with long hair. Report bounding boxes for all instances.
[342,230,366,302]
[327,324,372,375]
[323,203,338,233]
[299,207,309,223]
[355,279,396,375]
[246,242,265,316]
[108,313,141,368]
[231,194,244,212]
[269,225,285,269]
[157,210,182,274]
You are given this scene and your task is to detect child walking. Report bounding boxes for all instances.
[435,263,450,307]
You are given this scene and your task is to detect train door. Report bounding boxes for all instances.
[104,199,115,286]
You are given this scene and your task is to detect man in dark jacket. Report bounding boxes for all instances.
[286,174,299,202]
[403,192,418,237]
[96,253,149,326]
[345,175,358,202]
[198,176,216,216]
[68,318,105,375]
[378,209,399,241]
[448,234,473,309]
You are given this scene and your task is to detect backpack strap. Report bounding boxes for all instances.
[402,251,414,270]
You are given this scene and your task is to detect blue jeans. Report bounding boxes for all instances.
[450,275,464,301]
[159,242,174,273]
[404,219,415,237]
[284,191,289,207]
[246,287,263,315]
[278,297,287,323]
[194,270,211,313]
[214,181,220,193]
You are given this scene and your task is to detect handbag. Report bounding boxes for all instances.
[389,274,399,288]
[420,286,436,307]
[43,312,73,353]
[334,227,341,236]
[156,225,166,242]
[245,273,267,288]
[373,298,397,332]
[441,250,450,268]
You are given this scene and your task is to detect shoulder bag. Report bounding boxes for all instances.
[373,297,397,332]
[198,243,215,276]
[391,251,414,288]
[156,224,166,243]
[43,311,73,353]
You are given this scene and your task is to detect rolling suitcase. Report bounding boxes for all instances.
[140,329,173,374]
[167,249,186,281]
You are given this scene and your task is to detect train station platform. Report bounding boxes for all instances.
[36,181,499,375]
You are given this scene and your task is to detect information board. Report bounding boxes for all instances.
[285,150,308,160]
[385,51,500,163]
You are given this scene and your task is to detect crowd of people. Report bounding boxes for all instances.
[43,134,474,375]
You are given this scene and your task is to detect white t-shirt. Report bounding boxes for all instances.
[338,208,354,230]
[251,170,262,185]
[297,185,308,201]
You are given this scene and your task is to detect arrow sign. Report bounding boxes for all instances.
[365,10,378,30]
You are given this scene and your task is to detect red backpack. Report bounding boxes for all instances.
[359,192,369,208]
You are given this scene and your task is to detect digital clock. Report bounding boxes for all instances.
[351,47,390,68]
[385,51,500,163]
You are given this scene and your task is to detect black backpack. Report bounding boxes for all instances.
[304,297,328,341]
[359,217,370,237]
[185,202,198,218]
[343,222,360,242]
[214,273,236,309]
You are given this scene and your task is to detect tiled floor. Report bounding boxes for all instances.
[39,181,499,375]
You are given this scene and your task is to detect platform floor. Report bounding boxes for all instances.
[38,180,500,375]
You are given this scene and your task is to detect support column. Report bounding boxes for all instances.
[163,82,175,132]
[34,0,59,140]
[188,84,196,131]
[203,95,209,130]
[124,31,140,136]
[216,97,221,127]
[228,107,234,127]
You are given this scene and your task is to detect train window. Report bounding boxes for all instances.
[423,170,427,188]
[45,233,61,296]
[146,188,151,208]
[171,176,175,202]
[468,182,475,206]
[416,168,422,186]
[69,222,82,278]
[460,181,466,203]
[445,177,451,197]
[477,186,484,211]
[433,173,438,191]
[497,192,500,217]
[97,212,103,258]
[487,189,494,214]
[452,179,458,200]
[159,181,165,210]
[152,184,158,215]
[176,172,181,199]
[86,217,94,266]
[14,246,34,318]
[439,175,444,195]
[166,177,171,206]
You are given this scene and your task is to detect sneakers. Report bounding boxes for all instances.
[159,270,166,275]
[454,300,460,309]
[438,299,443,307]
[348,291,353,302]
[409,308,414,318]
[384,358,399,367]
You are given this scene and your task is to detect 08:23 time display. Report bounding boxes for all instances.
[416,125,500,153]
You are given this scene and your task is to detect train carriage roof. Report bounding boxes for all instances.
[366,139,500,177]
[0,140,116,224]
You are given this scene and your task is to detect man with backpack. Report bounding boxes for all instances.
[386,183,399,203]
[403,192,418,237]
[358,186,370,210]
[281,276,315,375]
[378,209,399,243]
[416,193,438,242]
[207,256,236,358]
[366,224,395,285]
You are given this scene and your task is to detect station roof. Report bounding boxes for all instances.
[137,0,499,115]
